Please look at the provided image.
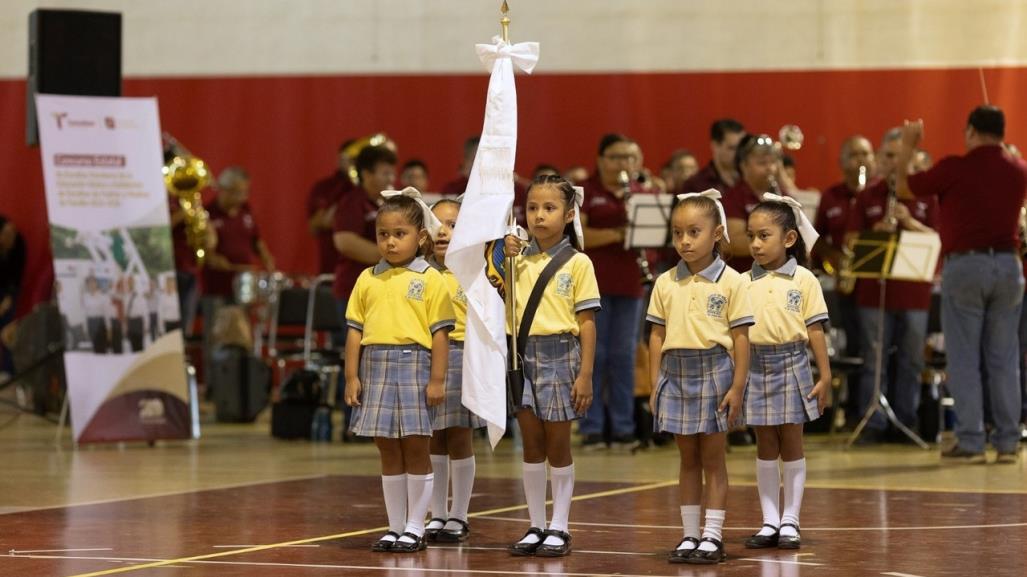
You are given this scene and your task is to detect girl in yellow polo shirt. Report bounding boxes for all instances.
[647,189,753,565]
[424,198,486,544]
[502,174,600,558]
[743,196,831,551]
[344,190,456,554]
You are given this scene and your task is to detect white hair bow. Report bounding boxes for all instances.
[676,188,730,243]
[571,185,585,250]
[381,187,443,240]
[762,192,820,252]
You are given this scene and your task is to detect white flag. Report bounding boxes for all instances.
[448,36,538,448]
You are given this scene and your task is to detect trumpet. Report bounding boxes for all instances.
[618,170,655,286]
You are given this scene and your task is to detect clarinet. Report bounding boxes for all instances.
[619,170,655,286]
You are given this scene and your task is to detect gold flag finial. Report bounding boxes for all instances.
[500,1,510,42]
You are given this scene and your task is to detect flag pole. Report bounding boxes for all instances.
[501,1,520,374]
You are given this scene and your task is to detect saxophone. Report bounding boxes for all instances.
[163,136,212,266]
[830,164,866,295]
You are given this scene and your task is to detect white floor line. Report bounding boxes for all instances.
[212,545,321,548]
[881,572,927,577]
[0,553,707,577]
[737,558,825,567]
[457,546,659,557]
[472,515,1027,532]
[8,548,113,554]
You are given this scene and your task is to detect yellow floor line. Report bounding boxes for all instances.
[66,479,677,577]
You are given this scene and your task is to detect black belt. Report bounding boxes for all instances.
[946,247,1016,258]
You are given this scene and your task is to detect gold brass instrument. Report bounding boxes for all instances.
[823,164,865,295]
[778,124,805,151]
[1019,206,1027,258]
[619,170,655,286]
[163,135,212,266]
[341,133,393,185]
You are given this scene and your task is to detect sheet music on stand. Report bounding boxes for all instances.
[845,229,940,449]
[624,194,674,249]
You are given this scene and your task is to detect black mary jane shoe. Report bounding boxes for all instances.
[370,531,400,552]
[684,537,726,564]
[390,532,427,553]
[667,537,700,563]
[436,518,470,543]
[509,527,546,556]
[424,518,447,542]
[744,524,780,549]
[535,529,573,557]
[777,523,801,549]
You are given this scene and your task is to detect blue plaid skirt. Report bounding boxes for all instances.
[517,333,581,422]
[350,344,433,438]
[653,346,734,435]
[431,341,486,430]
[745,341,820,425]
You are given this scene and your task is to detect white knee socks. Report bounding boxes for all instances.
[519,461,548,544]
[756,458,782,536]
[446,456,476,527]
[399,473,433,542]
[780,458,806,537]
[428,454,449,525]
[381,474,408,540]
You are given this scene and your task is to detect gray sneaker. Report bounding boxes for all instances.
[995,451,1020,464]
[609,434,640,452]
[581,434,607,452]
[940,446,986,463]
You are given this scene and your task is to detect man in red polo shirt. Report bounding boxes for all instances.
[898,106,1027,462]
[578,133,651,451]
[307,141,356,275]
[677,119,745,197]
[203,167,275,300]
[846,128,938,444]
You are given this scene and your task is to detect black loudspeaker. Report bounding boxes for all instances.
[210,345,270,422]
[26,9,122,146]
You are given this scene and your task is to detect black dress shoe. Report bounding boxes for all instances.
[685,537,726,564]
[424,518,446,542]
[777,523,801,549]
[370,531,400,552]
[667,537,699,563]
[390,532,427,553]
[509,527,545,556]
[744,524,780,549]
[534,529,572,557]
[437,518,470,542]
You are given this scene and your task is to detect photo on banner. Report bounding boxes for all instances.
[35,94,193,444]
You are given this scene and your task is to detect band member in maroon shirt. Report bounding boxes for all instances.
[846,128,938,444]
[898,106,1027,462]
[578,133,651,451]
[308,141,357,275]
[203,167,275,300]
[677,119,746,196]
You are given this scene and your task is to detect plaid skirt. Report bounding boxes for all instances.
[653,346,733,435]
[431,342,486,430]
[745,341,820,425]
[350,344,433,438]
[517,333,581,422]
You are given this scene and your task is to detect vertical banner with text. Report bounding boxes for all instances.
[36,95,192,444]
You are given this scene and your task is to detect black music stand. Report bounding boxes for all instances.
[624,194,674,249]
[844,231,931,449]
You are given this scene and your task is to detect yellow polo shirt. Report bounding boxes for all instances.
[429,258,468,342]
[646,257,754,351]
[745,259,829,345]
[346,257,456,348]
[509,238,601,337]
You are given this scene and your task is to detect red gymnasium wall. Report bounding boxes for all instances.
[3,66,1026,316]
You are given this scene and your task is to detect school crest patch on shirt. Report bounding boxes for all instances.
[707,293,727,318]
[407,279,425,301]
[786,289,802,313]
[555,272,573,297]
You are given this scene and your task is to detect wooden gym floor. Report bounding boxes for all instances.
[0,409,1025,577]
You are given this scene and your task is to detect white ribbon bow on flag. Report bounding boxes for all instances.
[762,192,820,252]
[571,185,585,249]
[677,188,730,243]
[381,187,443,241]
[475,36,540,74]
